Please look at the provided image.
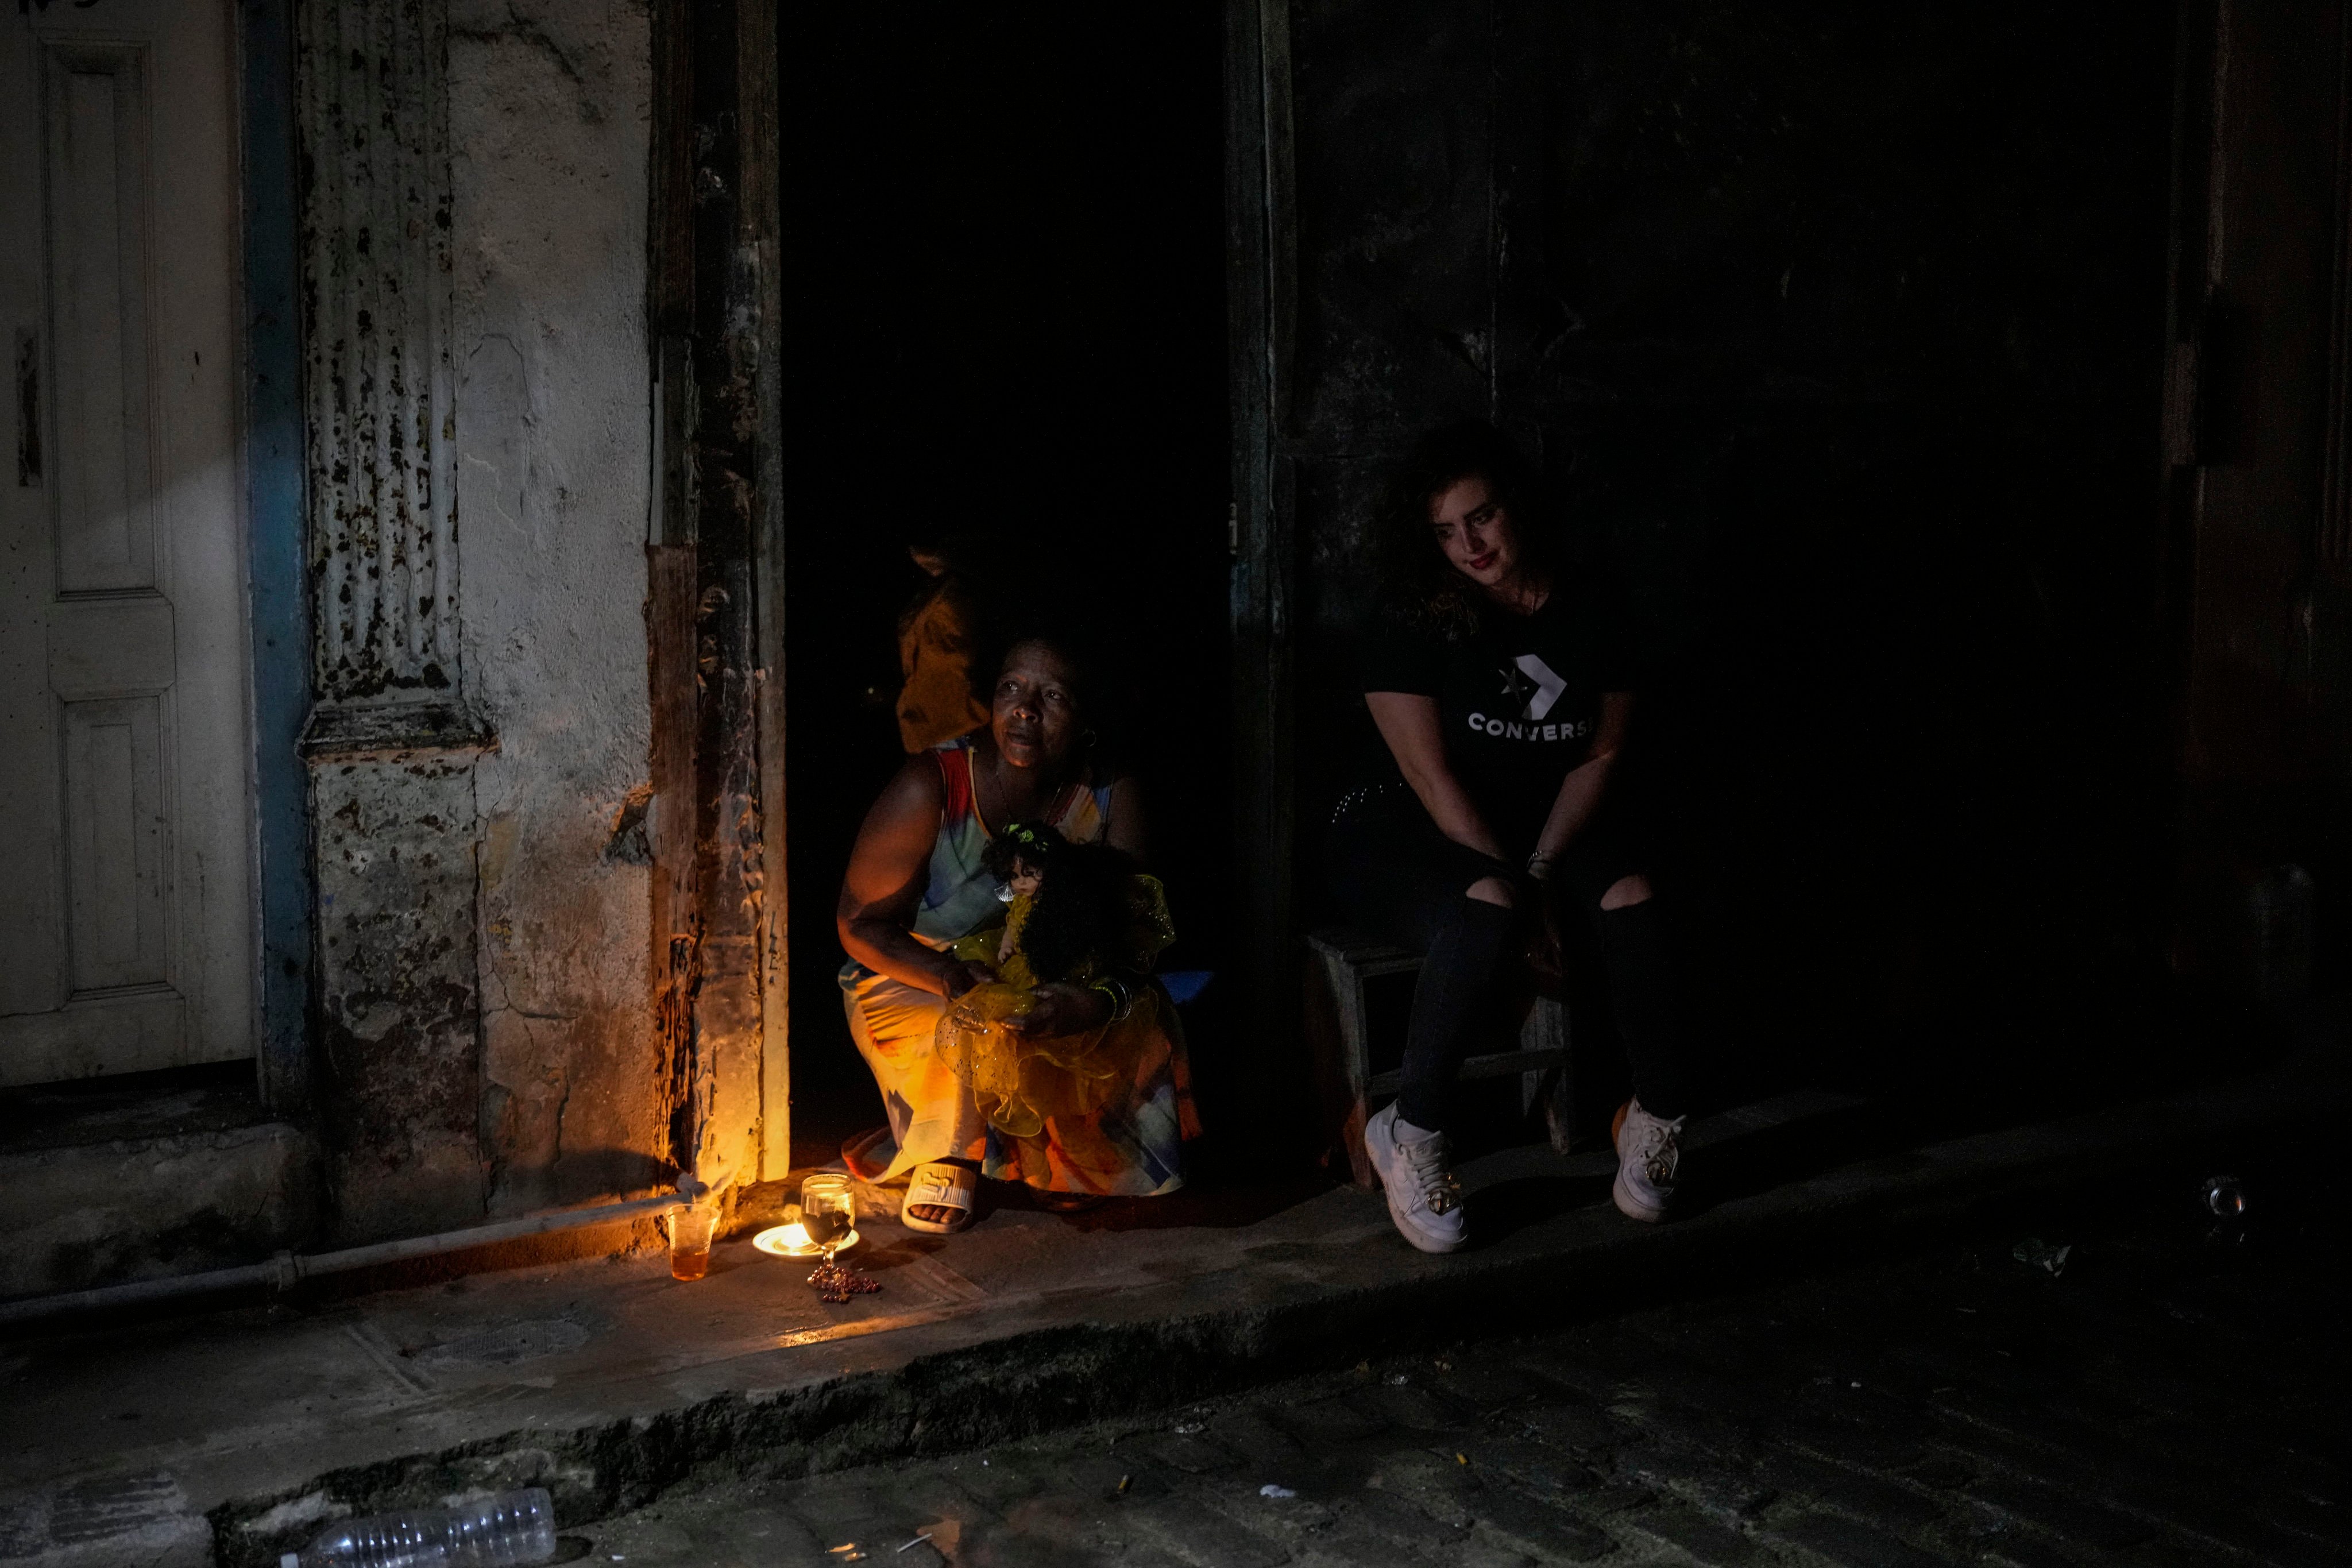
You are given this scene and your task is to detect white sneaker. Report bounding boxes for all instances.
[1612,1098,1685,1223]
[1364,1103,1467,1253]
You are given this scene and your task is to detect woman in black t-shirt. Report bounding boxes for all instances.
[1328,421,1693,1254]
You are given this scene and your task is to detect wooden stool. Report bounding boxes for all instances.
[1306,926,1573,1189]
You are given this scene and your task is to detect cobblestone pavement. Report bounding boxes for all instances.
[575,1171,2349,1566]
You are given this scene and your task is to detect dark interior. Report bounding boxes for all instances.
[778,7,1231,1169]
[777,5,2303,1185]
[1265,5,2203,1133]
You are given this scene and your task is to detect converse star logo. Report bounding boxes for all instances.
[1500,654,1567,721]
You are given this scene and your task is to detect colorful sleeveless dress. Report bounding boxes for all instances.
[837,737,1198,1194]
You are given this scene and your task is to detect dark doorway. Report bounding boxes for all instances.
[778,10,1230,1168]
[1233,3,2184,1126]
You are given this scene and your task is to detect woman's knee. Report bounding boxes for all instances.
[1599,873,1653,912]
[1466,875,1517,909]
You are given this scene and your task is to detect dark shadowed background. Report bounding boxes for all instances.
[782,1,2214,1179]
[779,7,1230,1167]
[1260,2,2185,1136]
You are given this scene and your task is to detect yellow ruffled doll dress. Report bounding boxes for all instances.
[933,874,1180,1145]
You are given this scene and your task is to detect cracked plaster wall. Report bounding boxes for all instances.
[306,0,659,1242]
[450,0,661,1219]
[315,754,488,1238]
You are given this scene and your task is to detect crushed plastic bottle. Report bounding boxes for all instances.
[280,1486,556,1567]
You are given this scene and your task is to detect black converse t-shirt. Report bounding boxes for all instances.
[1358,584,1635,843]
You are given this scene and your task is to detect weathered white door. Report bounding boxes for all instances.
[0,1,254,1086]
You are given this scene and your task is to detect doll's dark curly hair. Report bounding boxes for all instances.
[984,821,1134,983]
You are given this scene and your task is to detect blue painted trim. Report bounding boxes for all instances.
[241,0,314,1114]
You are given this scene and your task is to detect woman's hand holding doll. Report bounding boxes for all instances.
[933,819,1177,1139]
[935,956,999,1000]
[1003,981,1114,1036]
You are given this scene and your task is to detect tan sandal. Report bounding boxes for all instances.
[901,1161,978,1234]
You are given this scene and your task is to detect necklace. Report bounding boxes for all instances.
[972,741,1076,831]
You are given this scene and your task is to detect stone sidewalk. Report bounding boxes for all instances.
[3,1048,2343,1567]
[570,1165,2352,1567]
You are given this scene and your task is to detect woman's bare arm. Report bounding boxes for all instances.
[837,758,989,997]
[1365,691,1510,863]
[1532,692,1633,863]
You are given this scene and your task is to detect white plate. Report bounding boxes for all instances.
[751,1224,860,1258]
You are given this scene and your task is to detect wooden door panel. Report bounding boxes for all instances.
[62,694,169,992]
[0,991,184,1083]
[45,42,155,595]
[47,595,171,696]
[1,2,252,1086]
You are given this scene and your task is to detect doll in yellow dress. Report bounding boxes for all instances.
[934,821,1179,1157]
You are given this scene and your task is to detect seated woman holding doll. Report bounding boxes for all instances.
[836,629,1197,1234]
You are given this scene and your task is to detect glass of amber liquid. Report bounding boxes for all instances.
[799,1173,856,1261]
[669,1200,716,1281]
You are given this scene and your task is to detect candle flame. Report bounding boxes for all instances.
[754,1218,853,1258]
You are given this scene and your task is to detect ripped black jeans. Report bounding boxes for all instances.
[1324,785,1691,1136]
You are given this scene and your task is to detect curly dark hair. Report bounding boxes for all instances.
[983,820,1133,984]
[1374,420,1556,640]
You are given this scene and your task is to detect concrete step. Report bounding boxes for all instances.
[0,1472,210,1568]
[3,1052,2341,1568]
[0,1066,312,1304]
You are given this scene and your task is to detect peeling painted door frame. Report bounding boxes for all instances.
[238,0,316,1117]
[647,0,784,1191]
[1226,0,1300,1056]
